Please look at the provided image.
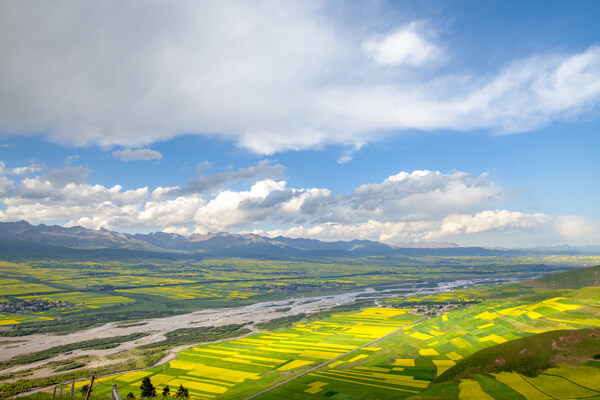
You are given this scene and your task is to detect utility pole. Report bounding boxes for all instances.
[71,381,75,399]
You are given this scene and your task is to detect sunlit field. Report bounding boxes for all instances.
[74,308,419,399]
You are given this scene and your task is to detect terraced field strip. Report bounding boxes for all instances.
[243,316,427,400]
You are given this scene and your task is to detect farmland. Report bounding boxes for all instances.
[1,259,599,399]
[254,286,600,400]
[60,308,421,400]
[0,254,584,334]
[15,270,597,400]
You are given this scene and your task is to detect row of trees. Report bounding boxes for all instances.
[77,375,189,399]
[133,377,189,398]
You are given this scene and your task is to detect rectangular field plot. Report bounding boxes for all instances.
[58,275,196,288]
[87,308,419,399]
[0,278,60,296]
[0,313,55,325]
[116,283,258,301]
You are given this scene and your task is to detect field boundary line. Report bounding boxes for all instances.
[243,315,427,400]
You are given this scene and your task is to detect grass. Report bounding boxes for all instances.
[435,328,600,382]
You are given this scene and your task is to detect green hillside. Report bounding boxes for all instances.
[525,264,600,289]
[435,327,600,383]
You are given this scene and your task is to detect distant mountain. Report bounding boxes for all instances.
[0,220,596,259]
[393,241,459,249]
[0,220,402,257]
[527,244,600,255]
[0,220,154,250]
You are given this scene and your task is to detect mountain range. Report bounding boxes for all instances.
[0,220,597,260]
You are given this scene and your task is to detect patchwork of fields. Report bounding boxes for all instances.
[55,288,600,399]
[72,308,420,399]
[1,255,578,328]
[254,289,600,399]
[0,288,136,326]
[2,259,600,400]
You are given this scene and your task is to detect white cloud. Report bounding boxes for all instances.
[138,195,206,229]
[363,22,440,67]
[260,210,550,244]
[162,226,191,236]
[0,161,45,176]
[181,160,285,195]
[0,165,595,245]
[432,210,550,239]
[0,2,599,154]
[0,176,148,229]
[0,176,13,196]
[346,170,499,221]
[112,148,162,162]
[555,215,600,241]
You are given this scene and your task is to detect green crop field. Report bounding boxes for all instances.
[0,254,583,332]
[65,308,420,400]
[3,262,600,400]
[42,282,599,400]
[253,288,600,400]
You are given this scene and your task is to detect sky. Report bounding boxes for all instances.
[0,0,599,247]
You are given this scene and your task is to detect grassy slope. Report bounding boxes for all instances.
[435,328,600,382]
[435,265,600,383]
[409,265,600,399]
[525,264,600,289]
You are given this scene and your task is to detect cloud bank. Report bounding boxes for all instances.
[0,163,595,246]
[1,2,599,154]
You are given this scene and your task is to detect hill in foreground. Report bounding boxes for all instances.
[435,327,600,383]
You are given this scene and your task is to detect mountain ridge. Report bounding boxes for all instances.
[0,220,456,253]
[0,220,598,258]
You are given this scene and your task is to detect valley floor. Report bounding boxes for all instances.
[22,284,600,400]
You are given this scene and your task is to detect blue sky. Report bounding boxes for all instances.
[0,0,598,246]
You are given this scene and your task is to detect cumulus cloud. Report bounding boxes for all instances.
[0,163,594,244]
[0,176,13,196]
[162,226,191,236]
[346,170,499,221]
[0,161,45,176]
[363,22,441,67]
[258,210,550,244]
[0,166,575,244]
[182,160,286,195]
[113,148,162,162]
[432,210,551,239]
[0,2,599,154]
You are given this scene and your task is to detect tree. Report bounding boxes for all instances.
[175,384,189,399]
[79,385,92,396]
[162,385,170,397]
[140,377,156,398]
[127,393,136,399]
